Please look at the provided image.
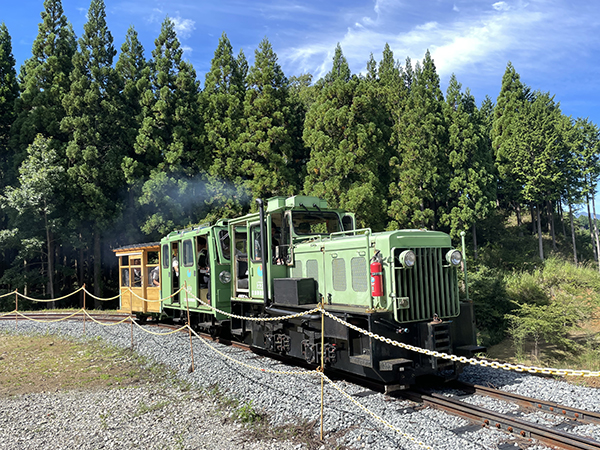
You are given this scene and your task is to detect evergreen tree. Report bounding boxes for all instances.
[237,38,298,202]
[492,62,528,224]
[115,26,148,244]
[441,75,496,256]
[0,22,19,177]
[61,0,123,299]
[507,91,564,260]
[2,135,65,301]
[10,0,76,174]
[304,45,390,230]
[202,32,246,219]
[135,17,202,235]
[388,50,447,229]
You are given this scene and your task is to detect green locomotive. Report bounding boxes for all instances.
[115,195,484,389]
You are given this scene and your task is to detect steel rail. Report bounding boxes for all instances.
[401,388,600,450]
[451,381,600,426]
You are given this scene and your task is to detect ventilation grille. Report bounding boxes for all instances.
[332,258,347,291]
[395,248,460,322]
[306,259,319,282]
[351,257,368,292]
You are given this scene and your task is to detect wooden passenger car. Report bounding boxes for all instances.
[113,243,161,314]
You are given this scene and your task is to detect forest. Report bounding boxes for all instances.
[1,0,600,366]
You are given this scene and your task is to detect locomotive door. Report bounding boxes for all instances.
[248,222,265,300]
[180,238,197,307]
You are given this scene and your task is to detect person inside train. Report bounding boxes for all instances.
[197,236,209,290]
[150,265,160,286]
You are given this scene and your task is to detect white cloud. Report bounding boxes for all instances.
[171,16,196,39]
[493,2,510,11]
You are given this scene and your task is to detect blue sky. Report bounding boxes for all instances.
[3,0,600,210]
[3,0,600,125]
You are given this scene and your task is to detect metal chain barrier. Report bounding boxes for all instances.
[188,327,317,376]
[186,290,322,322]
[320,307,600,378]
[318,371,433,449]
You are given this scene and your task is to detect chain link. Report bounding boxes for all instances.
[319,372,432,449]
[320,308,600,378]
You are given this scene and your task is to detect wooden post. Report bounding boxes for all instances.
[83,283,86,334]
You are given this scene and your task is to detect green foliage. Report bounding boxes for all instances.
[10,0,76,170]
[503,258,597,360]
[388,50,447,230]
[468,265,513,346]
[0,22,19,169]
[238,38,298,201]
[303,44,391,230]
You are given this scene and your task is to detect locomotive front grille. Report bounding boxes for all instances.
[394,248,460,322]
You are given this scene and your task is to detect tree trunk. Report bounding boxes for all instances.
[43,208,55,308]
[559,197,567,238]
[586,192,597,261]
[548,200,556,250]
[537,203,544,261]
[94,230,102,309]
[472,222,478,260]
[569,202,578,265]
[530,204,536,235]
[516,203,523,236]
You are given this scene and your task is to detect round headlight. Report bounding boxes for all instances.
[446,250,462,266]
[399,250,416,268]
[219,271,232,284]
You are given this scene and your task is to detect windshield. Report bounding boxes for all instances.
[292,211,342,235]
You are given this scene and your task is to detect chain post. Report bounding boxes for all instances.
[320,302,325,441]
[15,290,18,330]
[185,282,195,373]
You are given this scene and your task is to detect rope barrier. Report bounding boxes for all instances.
[0,290,17,299]
[120,286,185,303]
[14,309,84,323]
[15,286,85,303]
[81,309,131,326]
[83,290,121,301]
[0,309,17,317]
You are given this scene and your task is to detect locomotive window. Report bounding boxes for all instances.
[251,225,261,262]
[332,258,347,291]
[121,255,129,266]
[162,244,169,269]
[182,239,194,267]
[219,230,230,260]
[131,258,141,266]
[292,211,342,235]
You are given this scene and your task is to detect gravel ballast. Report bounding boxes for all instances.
[1,319,599,450]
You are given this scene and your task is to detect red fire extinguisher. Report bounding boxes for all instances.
[370,252,383,297]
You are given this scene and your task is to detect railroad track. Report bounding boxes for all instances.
[400,381,600,450]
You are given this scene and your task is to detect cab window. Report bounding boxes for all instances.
[182,239,194,267]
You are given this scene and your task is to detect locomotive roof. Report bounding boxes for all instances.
[112,242,160,253]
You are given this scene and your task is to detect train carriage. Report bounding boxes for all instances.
[115,195,484,390]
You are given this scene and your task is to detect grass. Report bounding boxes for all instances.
[0,332,169,397]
